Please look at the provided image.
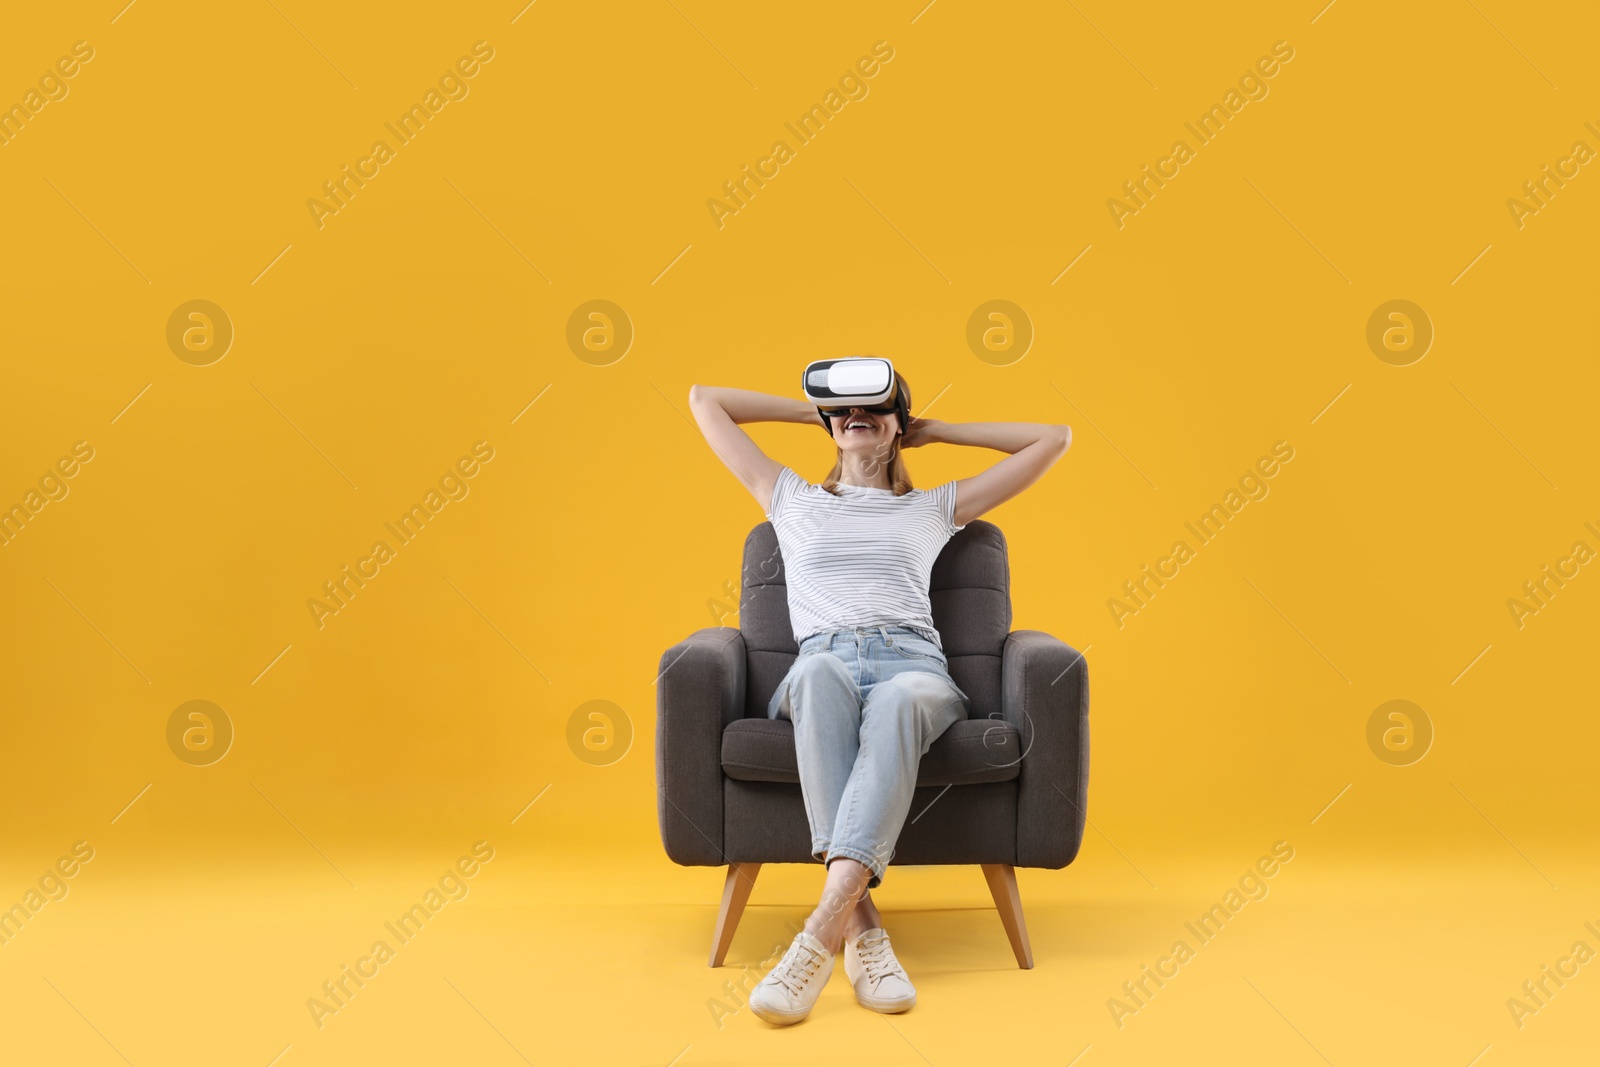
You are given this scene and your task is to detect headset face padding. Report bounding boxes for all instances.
[817,394,907,438]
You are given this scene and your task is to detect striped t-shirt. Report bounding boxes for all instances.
[764,465,966,649]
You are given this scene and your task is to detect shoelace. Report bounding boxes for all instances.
[772,939,826,997]
[855,934,905,984]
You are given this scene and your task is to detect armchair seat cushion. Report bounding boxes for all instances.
[720,716,1022,787]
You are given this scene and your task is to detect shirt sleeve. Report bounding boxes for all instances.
[933,481,966,537]
[765,466,803,522]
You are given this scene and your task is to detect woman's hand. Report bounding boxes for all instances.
[900,416,944,448]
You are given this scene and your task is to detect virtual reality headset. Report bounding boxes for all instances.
[802,357,909,436]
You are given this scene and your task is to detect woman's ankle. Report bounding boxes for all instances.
[843,913,879,938]
[803,916,844,953]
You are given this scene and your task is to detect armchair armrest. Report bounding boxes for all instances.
[656,627,746,867]
[1000,630,1090,869]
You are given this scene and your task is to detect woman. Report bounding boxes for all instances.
[686,365,1070,1025]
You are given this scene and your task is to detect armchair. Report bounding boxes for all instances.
[656,519,1089,968]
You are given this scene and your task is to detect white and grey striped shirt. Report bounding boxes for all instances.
[764,465,966,649]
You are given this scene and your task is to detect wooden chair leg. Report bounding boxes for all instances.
[709,862,762,967]
[981,863,1034,968]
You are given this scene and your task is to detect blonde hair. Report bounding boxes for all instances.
[820,370,914,496]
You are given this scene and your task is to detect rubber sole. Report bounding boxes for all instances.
[748,1000,813,1026]
[853,988,916,1013]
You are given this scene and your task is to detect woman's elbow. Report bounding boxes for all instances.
[1051,424,1072,454]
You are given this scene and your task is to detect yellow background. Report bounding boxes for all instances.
[1,1,1596,1064]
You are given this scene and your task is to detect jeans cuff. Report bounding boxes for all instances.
[820,844,885,890]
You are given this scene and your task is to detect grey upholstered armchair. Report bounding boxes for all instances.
[656,519,1090,968]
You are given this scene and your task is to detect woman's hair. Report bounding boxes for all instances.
[820,369,914,496]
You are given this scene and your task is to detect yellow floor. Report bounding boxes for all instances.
[4,829,1594,1066]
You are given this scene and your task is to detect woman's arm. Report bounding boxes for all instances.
[902,417,1070,526]
[687,385,825,511]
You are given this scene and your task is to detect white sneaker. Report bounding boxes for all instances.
[747,930,836,1025]
[843,927,917,1012]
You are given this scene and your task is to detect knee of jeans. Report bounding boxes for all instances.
[875,670,961,706]
[872,672,967,731]
[790,651,851,692]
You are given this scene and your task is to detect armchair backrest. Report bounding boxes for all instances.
[738,519,1013,718]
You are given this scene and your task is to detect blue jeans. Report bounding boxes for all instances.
[767,625,971,890]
